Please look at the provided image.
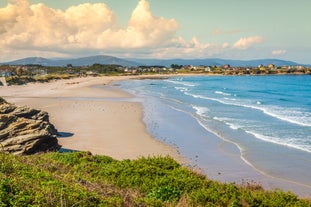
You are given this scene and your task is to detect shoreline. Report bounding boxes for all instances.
[1,75,311,198]
[0,76,184,162]
[117,75,311,198]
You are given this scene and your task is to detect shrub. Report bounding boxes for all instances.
[147,186,183,201]
[0,152,310,206]
[0,97,6,103]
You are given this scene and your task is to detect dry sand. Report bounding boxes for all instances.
[0,76,183,161]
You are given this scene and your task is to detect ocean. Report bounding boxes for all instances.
[118,75,311,193]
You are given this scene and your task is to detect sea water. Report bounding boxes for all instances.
[118,75,311,191]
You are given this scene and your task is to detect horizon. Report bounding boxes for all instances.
[2,55,307,63]
[2,55,310,68]
[0,0,310,64]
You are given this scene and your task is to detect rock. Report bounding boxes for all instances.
[0,100,61,155]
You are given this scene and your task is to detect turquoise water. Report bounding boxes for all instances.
[118,75,311,189]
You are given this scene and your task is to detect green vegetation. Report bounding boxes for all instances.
[5,74,78,85]
[88,64,125,74]
[2,64,128,85]
[0,97,6,103]
[0,151,310,206]
[1,63,311,86]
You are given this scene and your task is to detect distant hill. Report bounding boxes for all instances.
[129,58,302,67]
[3,57,55,66]
[61,55,139,67]
[3,55,139,67]
[1,55,308,67]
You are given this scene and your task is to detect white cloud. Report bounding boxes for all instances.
[0,0,268,61]
[0,0,179,60]
[222,42,229,49]
[233,36,264,50]
[144,38,228,59]
[272,50,287,56]
[127,0,178,47]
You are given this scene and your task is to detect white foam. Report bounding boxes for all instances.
[224,97,237,101]
[174,86,189,92]
[215,91,231,96]
[213,117,242,130]
[213,113,311,153]
[245,130,311,153]
[245,105,311,127]
[192,105,209,116]
[184,92,217,101]
[229,124,241,130]
[165,79,196,87]
[184,91,311,127]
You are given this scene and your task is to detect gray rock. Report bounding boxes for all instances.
[0,101,61,155]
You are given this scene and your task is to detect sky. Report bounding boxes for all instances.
[0,0,310,63]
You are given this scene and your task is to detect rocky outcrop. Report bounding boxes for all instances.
[0,98,61,155]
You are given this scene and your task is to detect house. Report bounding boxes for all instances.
[182,65,193,70]
[297,66,305,70]
[86,71,99,76]
[268,64,275,69]
[31,69,48,76]
[204,66,211,72]
[223,64,231,69]
[0,68,13,77]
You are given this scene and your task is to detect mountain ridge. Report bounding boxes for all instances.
[128,58,305,67]
[2,55,139,67]
[1,55,309,67]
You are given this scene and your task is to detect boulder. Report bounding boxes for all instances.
[0,99,61,155]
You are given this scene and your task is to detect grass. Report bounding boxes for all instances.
[0,151,310,206]
[5,74,78,85]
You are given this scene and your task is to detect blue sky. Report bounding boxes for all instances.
[0,0,310,63]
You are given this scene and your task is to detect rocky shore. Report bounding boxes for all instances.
[0,98,60,155]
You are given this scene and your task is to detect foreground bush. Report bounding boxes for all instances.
[0,152,310,206]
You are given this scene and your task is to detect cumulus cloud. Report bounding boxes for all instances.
[222,42,229,49]
[0,0,179,59]
[146,37,228,59]
[0,0,267,61]
[126,0,178,47]
[233,36,264,50]
[272,50,287,56]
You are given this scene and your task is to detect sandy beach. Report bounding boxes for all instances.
[1,75,311,198]
[0,76,183,161]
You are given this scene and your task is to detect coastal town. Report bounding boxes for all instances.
[0,62,310,86]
